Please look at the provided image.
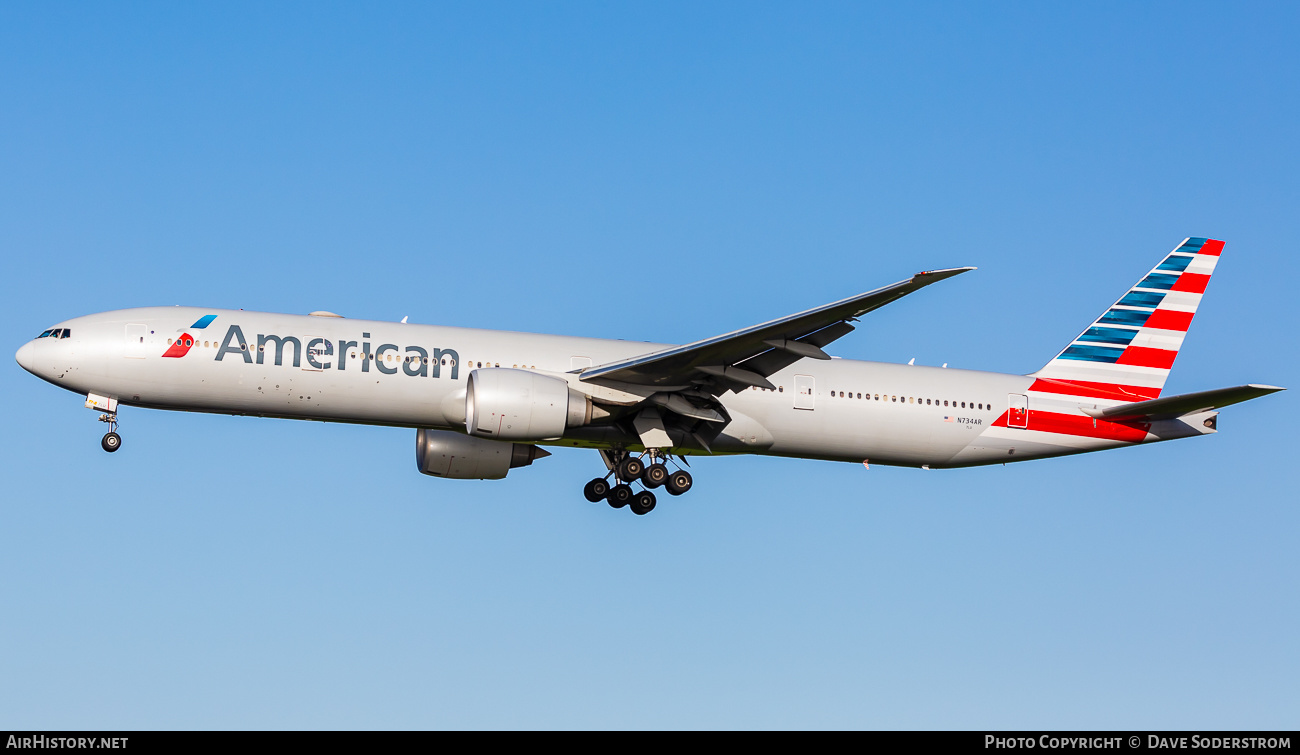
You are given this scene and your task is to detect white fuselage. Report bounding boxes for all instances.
[16,307,1212,469]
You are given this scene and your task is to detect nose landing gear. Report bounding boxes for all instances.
[98,413,121,453]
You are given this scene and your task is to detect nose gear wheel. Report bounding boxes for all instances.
[98,413,121,453]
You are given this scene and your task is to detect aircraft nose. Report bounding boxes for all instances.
[15,341,36,374]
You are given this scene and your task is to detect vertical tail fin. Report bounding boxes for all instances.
[1030,237,1223,401]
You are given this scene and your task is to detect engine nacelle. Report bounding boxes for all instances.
[465,368,594,441]
[416,428,550,480]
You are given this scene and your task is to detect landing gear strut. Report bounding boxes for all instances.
[582,449,691,515]
[98,413,121,453]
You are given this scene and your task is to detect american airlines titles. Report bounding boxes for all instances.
[214,325,460,379]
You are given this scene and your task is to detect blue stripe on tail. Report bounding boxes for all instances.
[1098,309,1151,327]
[1076,327,1139,346]
[1059,344,1125,363]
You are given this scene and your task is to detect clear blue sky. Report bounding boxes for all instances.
[2,2,1296,729]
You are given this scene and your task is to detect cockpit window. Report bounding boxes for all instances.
[38,330,53,338]
[60,329,70,339]
[52,329,64,338]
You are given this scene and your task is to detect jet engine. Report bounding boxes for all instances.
[465,368,597,441]
[415,428,550,480]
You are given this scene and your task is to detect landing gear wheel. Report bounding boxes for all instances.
[665,469,693,496]
[101,432,122,453]
[641,463,668,489]
[606,484,633,509]
[583,478,610,503]
[630,491,657,515]
[616,457,644,482]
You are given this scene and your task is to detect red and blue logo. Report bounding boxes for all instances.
[162,314,217,358]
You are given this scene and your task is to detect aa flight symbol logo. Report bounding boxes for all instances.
[162,314,217,358]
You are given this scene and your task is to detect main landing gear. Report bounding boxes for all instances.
[98,413,121,453]
[581,450,693,516]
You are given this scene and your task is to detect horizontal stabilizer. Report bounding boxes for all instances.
[1081,384,1285,422]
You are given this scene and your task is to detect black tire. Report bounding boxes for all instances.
[607,483,633,509]
[630,491,657,516]
[101,432,121,453]
[665,469,693,496]
[617,457,645,482]
[641,463,668,489]
[583,478,610,503]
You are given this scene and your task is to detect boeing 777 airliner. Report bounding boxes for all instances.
[16,238,1283,515]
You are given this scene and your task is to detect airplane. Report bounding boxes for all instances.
[15,237,1283,515]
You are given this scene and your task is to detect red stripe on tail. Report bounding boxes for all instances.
[1144,310,1194,332]
[1170,273,1210,294]
[990,410,1150,442]
[1027,379,1161,401]
[1116,346,1177,369]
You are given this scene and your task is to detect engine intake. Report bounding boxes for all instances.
[466,368,594,441]
[416,428,550,480]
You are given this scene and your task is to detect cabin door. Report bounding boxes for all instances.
[794,375,815,410]
[125,324,148,358]
[1008,394,1028,429]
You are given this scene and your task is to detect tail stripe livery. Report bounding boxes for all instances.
[1029,238,1223,403]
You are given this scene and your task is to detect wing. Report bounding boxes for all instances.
[579,267,976,393]
[1080,384,1285,422]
